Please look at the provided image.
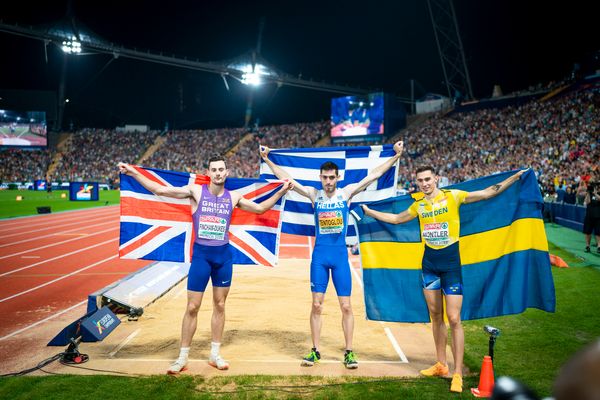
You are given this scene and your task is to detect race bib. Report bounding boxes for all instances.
[318,210,344,234]
[422,222,450,246]
[197,215,227,240]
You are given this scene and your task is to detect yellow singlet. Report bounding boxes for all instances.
[407,189,468,249]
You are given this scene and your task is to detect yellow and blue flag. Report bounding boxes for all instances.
[353,169,555,322]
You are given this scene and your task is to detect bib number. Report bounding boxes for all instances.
[198,215,227,240]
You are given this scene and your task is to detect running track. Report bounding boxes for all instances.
[0,206,147,341]
[0,206,312,342]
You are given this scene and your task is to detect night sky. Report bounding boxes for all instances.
[0,0,597,130]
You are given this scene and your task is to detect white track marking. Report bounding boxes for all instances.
[0,254,118,303]
[0,300,87,341]
[106,358,406,364]
[0,226,118,260]
[0,220,115,248]
[350,256,409,363]
[0,206,118,232]
[109,329,141,357]
[0,239,117,278]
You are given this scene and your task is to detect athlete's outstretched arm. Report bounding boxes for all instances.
[464,169,527,204]
[233,181,293,214]
[118,162,193,199]
[361,204,416,224]
[259,146,317,201]
[344,141,404,199]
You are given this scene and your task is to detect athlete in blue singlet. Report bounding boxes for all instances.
[260,142,404,369]
[118,156,292,374]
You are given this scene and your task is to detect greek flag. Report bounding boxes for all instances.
[259,145,399,237]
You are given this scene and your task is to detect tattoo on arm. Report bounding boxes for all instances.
[492,184,501,192]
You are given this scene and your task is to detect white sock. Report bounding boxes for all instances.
[210,342,221,358]
[177,347,190,362]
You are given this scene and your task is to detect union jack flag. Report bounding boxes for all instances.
[119,166,286,267]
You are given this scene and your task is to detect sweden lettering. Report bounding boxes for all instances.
[421,206,448,219]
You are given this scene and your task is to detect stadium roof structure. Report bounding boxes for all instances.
[0,18,375,96]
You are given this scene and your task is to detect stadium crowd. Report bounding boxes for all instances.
[0,148,51,183]
[226,121,328,177]
[394,88,600,201]
[51,128,160,184]
[1,87,598,201]
[146,127,247,174]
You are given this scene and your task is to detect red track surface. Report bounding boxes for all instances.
[0,206,148,342]
[0,206,312,345]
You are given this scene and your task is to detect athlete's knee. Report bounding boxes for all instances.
[429,309,444,323]
[447,312,462,328]
[339,301,353,315]
[186,301,201,316]
[213,298,227,314]
[311,301,323,315]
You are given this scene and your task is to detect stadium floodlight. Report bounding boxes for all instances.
[239,63,269,86]
[242,72,261,86]
[62,36,82,54]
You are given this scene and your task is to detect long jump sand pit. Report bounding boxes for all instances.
[52,255,453,377]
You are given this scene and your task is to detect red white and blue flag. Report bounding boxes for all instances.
[119,166,286,267]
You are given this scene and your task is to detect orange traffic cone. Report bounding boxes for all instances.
[471,355,494,397]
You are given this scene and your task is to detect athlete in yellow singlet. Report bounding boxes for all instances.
[362,165,525,393]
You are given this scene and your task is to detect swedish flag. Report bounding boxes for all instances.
[354,170,556,322]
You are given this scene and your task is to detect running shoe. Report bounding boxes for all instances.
[208,354,229,370]
[344,350,358,369]
[301,348,321,366]
[420,361,449,377]
[450,373,463,393]
[167,359,188,375]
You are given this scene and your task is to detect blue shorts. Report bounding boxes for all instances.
[187,243,233,292]
[421,242,463,295]
[310,245,351,296]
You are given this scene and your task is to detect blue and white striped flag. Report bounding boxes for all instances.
[259,145,399,238]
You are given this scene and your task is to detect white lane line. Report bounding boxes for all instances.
[0,207,117,232]
[0,205,118,227]
[109,329,141,358]
[0,215,116,239]
[0,226,118,261]
[0,238,118,278]
[0,300,87,341]
[349,261,363,289]
[0,254,118,303]
[350,256,409,363]
[106,358,406,364]
[384,327,409,363]
[0,219,115,248]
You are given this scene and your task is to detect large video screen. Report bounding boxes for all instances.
[0,110,47,147]
[331,92,384,142]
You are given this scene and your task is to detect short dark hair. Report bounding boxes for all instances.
[320,161,339,175]
[207,154,226,168]
[415,165,436,175]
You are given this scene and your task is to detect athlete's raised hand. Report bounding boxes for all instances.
[118,162,137,176]
[259,145,271,160]
[393,140,404,156]
[515,168,529,179]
